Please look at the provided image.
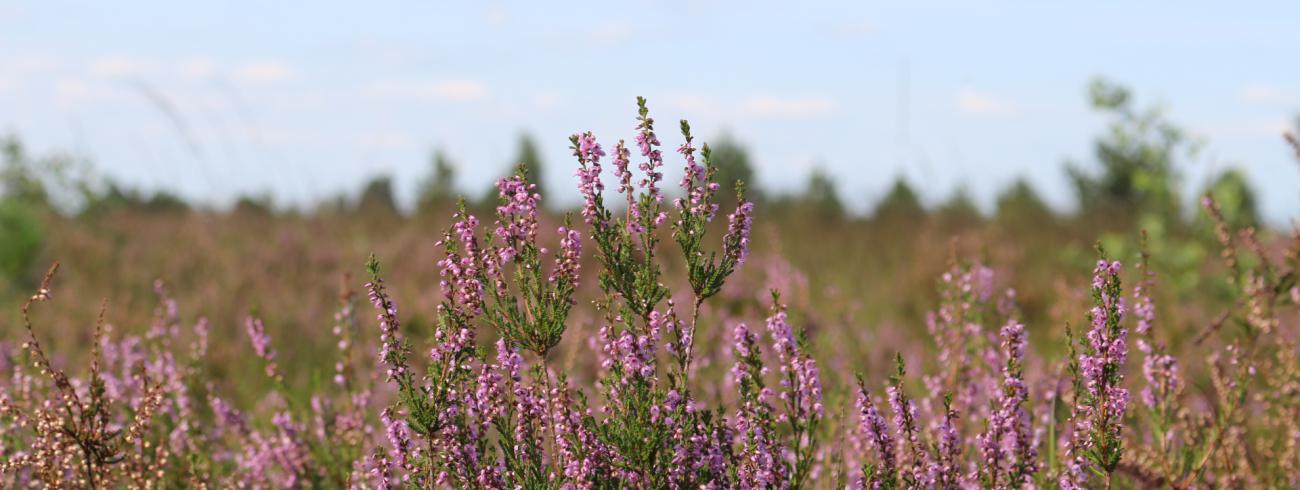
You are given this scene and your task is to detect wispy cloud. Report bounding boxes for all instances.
[234,61,293,84]
[177,58,216,81]
[666,94,723,117]
[9,55,61,74]
[832,19,876,37]
[1238,83,1295,105]
[364,79,489,102]
[484,4,509,28]
[357,130,412,150]
[1207,117,1293,139]
[429,80,488,101]
[744,95,834,118]
[53,77,108,108]
[588,23,633,45]
[91,56,145,79]
[957,88,1018,116]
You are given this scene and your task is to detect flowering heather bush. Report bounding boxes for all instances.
[1,100,1299,488]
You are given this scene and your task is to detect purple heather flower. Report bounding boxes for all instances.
[331,300,354,387]
[436,210,487,317]
[244,316,278,378]
[574,132,606,226]
[1132,252,1182,417]
[1140,351,1180,410]
[634,106,665,204]
[678,135,705,187]
[675,134,720,222]
[612,139,636,212]
[886,382,923,484]
[369,447,397,490]
[472,342,506,421]
[1063,260,1130,487]
[1133,277,1155,337]
[429,326,474,368]
[601,317,661,393]
[548,379,609,486]
[551,226,582,288]
[1002,322,1038,482]
[149,279,180,341]
[367,278,408,384]
[927,402,961,488]
[729,322,788,488]
[381,406,414,472]
[724,201,755,266]
[620,104,668,236]
[269,411,312,486]
[210,396,250,438]
[977,319,1037,487]
[728,323,757,391]
[493,175,540,261]
[765,303,824,424]
[855,383,896,489]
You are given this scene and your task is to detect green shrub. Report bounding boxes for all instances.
[0,199,43,283]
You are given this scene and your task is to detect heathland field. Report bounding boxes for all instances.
[1,97,1299,488]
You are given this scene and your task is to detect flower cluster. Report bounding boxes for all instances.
[1060,259,1130,488]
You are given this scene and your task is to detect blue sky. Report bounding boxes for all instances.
[2,1,1297,219]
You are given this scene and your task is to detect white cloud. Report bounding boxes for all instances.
[358,130,411,150]
[177,58,216,81]
[1238,83,1295,105]
[589,23,633,45]
[484,4,509,28]
[8,55,61,74]
[364,79,489,102]
[957,88,1018,116]
[744,95,834,118]
[833,19,876,37]
[53,77,106,108]
[428,80,488,101]
[91,56,144,78]
[669,95,713,111]
[234,61,293,84]
[664,94,726,119]
[1207,118,1292,139]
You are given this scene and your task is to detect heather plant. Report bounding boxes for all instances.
[0,264,169,488]
[1058,256,1129,489]
[358,97,820,488]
